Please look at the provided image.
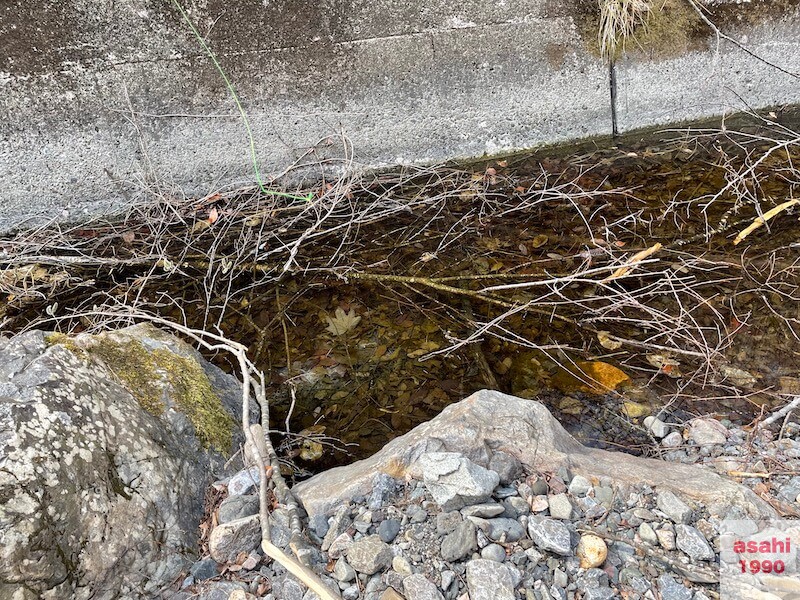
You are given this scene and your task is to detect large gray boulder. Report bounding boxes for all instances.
[293,390,774,521]
[0,324,243,600]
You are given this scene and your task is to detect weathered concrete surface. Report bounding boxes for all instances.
[1,0,799,232]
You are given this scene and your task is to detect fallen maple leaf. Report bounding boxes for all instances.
[324,308,361,336]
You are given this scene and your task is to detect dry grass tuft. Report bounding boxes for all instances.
[598,0,652,61]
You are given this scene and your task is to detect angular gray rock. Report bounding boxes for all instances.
[657,574,693,600]
[333,557,356,582]
[527,517,573,556]
[568,475,592,496]
[218,494,260,524]
[441,520,479,561]
[0,325,243,599]
[418,452,500,511]
[466,559,517,600]
[208,515,262,564]
[675,524,715,561]
[378,518,402,543]
[293,391,773,521]
[656,490,693,524]
[346,535,393,575]
[461,503,505,518]
[548,493,573,520]
[403,574,445,600]
[488,450,523,484]
[273,576,306,600]
[688,417,728,446]
[436,511,462,535]
[637,522,658,545]
[467,517,526,542]
[481,543,507,562]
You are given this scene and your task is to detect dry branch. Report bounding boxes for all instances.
[733,199,800,245]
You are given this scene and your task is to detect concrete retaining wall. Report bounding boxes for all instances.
[1,0,799,231]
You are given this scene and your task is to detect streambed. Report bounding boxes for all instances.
[2,111,800,475]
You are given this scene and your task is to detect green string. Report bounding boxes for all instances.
[171,0,312,202]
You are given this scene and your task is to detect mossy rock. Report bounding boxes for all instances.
[46,326,237,454]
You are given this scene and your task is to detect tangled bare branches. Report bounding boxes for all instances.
[3,113,800,452]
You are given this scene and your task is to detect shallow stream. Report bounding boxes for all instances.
[3,110,800,475]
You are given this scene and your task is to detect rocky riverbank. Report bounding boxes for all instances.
[180,392,800,600]
[3,326,798,600]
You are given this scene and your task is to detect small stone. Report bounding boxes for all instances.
[527,517,572,556]
[380,589,405,600]
[481,543,506,562]
[553,568,568,588]
[218,494,260,524]
[347,535,393,575]
[383,570,404,593]
[227,467,261,496]
[241,551,259,571]
[365,576,385,596]
[548,494,573,520]
[190,558,219,581]
[403,574,444,600]
[688,418,728,446]
[461,503,505,518]
[436,511,462,535]
[441,521,478,562]
[419,452,500,511]
[273,577,305,600]
[568,475,592,497]
[466,559,516,600]
[577,534,607,569]
[593,486,614,508]
[378,519,402,543]
[309,514,330,538]
[494,486,519,499]
[322,506,352,552]
[529,495,549,512]
[369,473,398,509]
[407,506,428,523]
[488,450,522,485]
[656,490,693,524]
[208,515,261,564]
[675,525,715,561]
[631,508,657,521]
[467,517,525,542]
[656,527,676,550]
[644,416,670,438]
[334,558,356,582]
[638,522,658,545]
[441,570,456,590]
[528,478,549,496]
[657,574,693,600]
[353,520,371,534]
[342,585,360,600]
[524,547,543,565]
[392,555,413,576]
[661,431,683,448]
[328,532,354,559]
[505,496,529,516]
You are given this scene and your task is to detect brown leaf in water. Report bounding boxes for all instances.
[597,331,623,350]
[530,234,549,248]
[552,361,631,395]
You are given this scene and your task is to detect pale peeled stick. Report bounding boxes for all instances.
[577,534,608,569]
